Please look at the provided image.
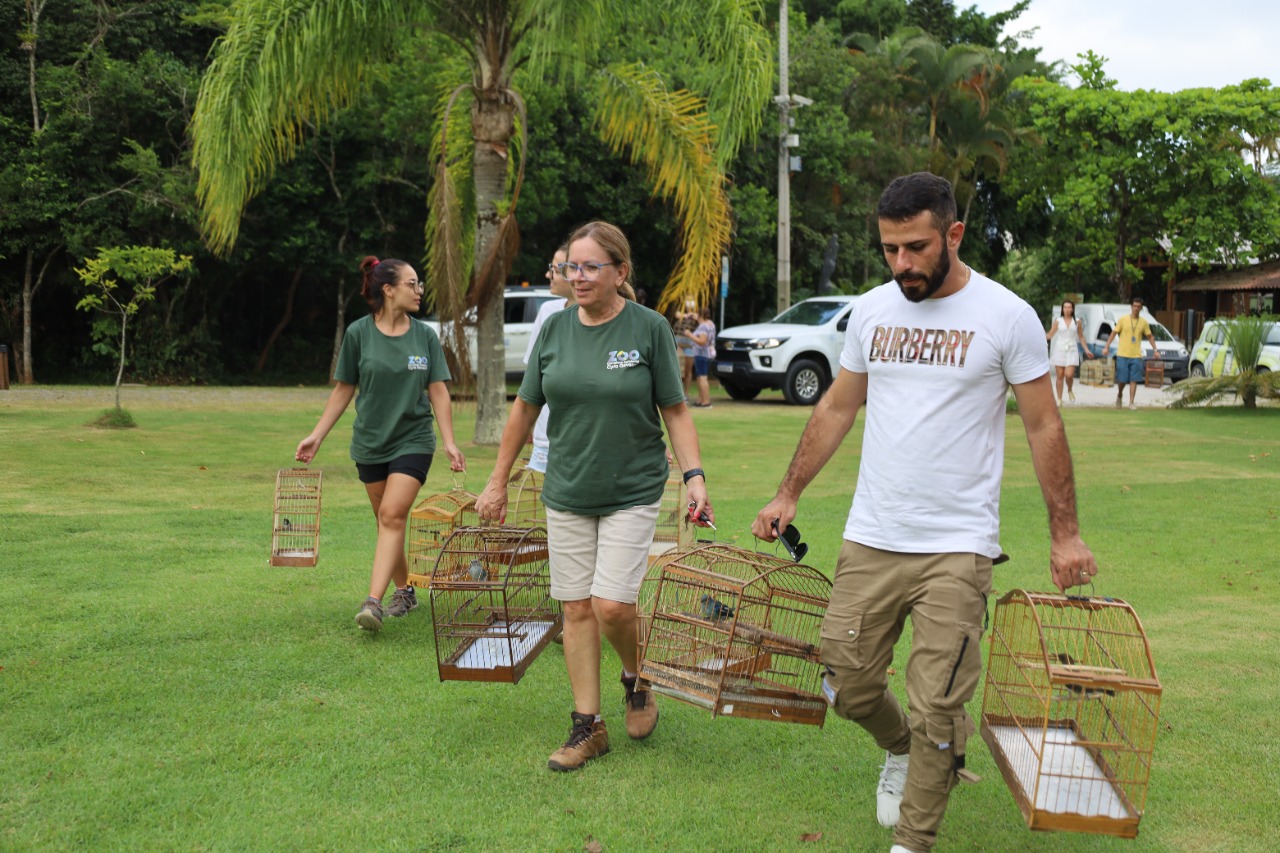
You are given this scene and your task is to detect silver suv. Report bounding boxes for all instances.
[713,295,859,405]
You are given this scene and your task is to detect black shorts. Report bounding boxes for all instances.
[355,453,433,485]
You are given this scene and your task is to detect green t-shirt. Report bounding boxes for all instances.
[520,301,685,515]
[334,315,452,464]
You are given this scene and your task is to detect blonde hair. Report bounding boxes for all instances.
[566,220,636,301]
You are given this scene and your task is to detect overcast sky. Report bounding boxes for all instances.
[967,0,1279,92]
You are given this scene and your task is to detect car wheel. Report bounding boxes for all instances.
[720,380,761,401]
[783,359,827,405]
[1189,362,1206,378]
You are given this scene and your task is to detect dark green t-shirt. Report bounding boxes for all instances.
[334,315,452,464]
[520,300,684,515]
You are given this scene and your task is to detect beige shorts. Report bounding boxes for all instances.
[544,501,661,602]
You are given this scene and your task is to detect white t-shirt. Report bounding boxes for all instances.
[524,297,568,470]
[839,272,1049,558]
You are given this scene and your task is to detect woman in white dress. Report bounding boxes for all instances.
[1045,299,1094,404]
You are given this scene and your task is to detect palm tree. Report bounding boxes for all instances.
[1169,315,1278,410]
[191,0,771,443]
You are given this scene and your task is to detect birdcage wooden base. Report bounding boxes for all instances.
[437,618,561,683]
[641,659,827,726]
[982,718,1140,838]
[269,552,318,567]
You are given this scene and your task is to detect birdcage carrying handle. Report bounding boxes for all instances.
[1064,578,1118,603]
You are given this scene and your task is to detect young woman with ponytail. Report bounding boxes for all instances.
[296,256,465,631]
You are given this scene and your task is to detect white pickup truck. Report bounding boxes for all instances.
[712,295,859,405]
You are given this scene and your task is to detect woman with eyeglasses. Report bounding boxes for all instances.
[476,221,714,772]
[296,256,465,632]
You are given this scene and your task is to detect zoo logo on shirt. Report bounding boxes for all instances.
[406,355,431,371]
[606,349,642,370]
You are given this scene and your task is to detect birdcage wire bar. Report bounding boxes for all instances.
[428,525,560,684]
[649,459,694,563]
[270,467,322,566]
[406,489,479,588]
[637,543,830,726]
[980,589,1161,838]
[505,458,544,527]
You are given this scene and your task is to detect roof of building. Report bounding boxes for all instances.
[1173,259,1280,292]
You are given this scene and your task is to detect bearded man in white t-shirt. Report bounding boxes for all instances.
[753,173,1099,853]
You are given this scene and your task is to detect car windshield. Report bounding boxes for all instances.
[1267,324,1280,346]
[773,301,848,325]
[1149,322,1176,342]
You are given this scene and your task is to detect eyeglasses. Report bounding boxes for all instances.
[774,521,808,562]
[555,261,617,280]
[400,279,424,293]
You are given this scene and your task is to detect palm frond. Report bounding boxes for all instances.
[593,63,731,314]
[425,83,476,388]
[191,0,417,255]
[1223,315,1272,370]
[661,0,773,166]
[1167,375,1245,408]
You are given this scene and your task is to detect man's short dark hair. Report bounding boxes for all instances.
[877,172,957,232]
[1131,297,1144,305]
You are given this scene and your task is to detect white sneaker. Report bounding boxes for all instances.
[890,846,919,853]
[1128,403,1137,410]
[877,751,910,827]
[1068,390,1076,403]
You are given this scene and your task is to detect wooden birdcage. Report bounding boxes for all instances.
[428,525,560,684]
[650,459,695,563]
[269,467,322,566]
[505,457,544,527]
[637,542,831,726]
[980,589,1162,839]
[406,489,479,587]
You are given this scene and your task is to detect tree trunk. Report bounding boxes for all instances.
[21,249,36,384]
[256,267,302,373]
[329,228,350,382]
[115,311,127,411]
[470,94,516,446]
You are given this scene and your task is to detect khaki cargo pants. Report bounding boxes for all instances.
[820,540,992,853]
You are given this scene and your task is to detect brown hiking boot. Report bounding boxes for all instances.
[547,712,609,771]
[622,673,659,740]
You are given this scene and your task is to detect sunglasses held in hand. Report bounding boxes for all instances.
[772,519,808,562]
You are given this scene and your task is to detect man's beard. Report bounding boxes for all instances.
[895,250,950,303]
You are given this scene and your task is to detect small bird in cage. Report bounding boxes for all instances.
[467,558,488,581]
[700,594,734,621]
[281,517,291,530]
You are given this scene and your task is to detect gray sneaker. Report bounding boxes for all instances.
[355,596,384,631]
[386,586,418,617]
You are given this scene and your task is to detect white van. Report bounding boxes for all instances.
[1052,303,1189,381]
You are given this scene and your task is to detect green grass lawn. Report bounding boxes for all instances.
[1,386,1277,851]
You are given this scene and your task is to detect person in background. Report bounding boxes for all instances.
[689,305,717,408]
[1044,299,1094,405]
[673,304,699,401]
[476,221,714,772]
[525,244,575,474]
[1104,297,1159,409]
[296,256,466,632]
[753,173,1096,853]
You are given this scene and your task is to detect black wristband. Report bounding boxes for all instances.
[682,467,705,484]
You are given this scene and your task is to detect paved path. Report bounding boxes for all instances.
[1049,378,1180,409]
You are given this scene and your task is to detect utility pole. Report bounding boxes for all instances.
[776,0,791,317]
[774,1,810,317]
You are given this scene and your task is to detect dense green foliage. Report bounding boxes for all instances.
[2,0,1278,386]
